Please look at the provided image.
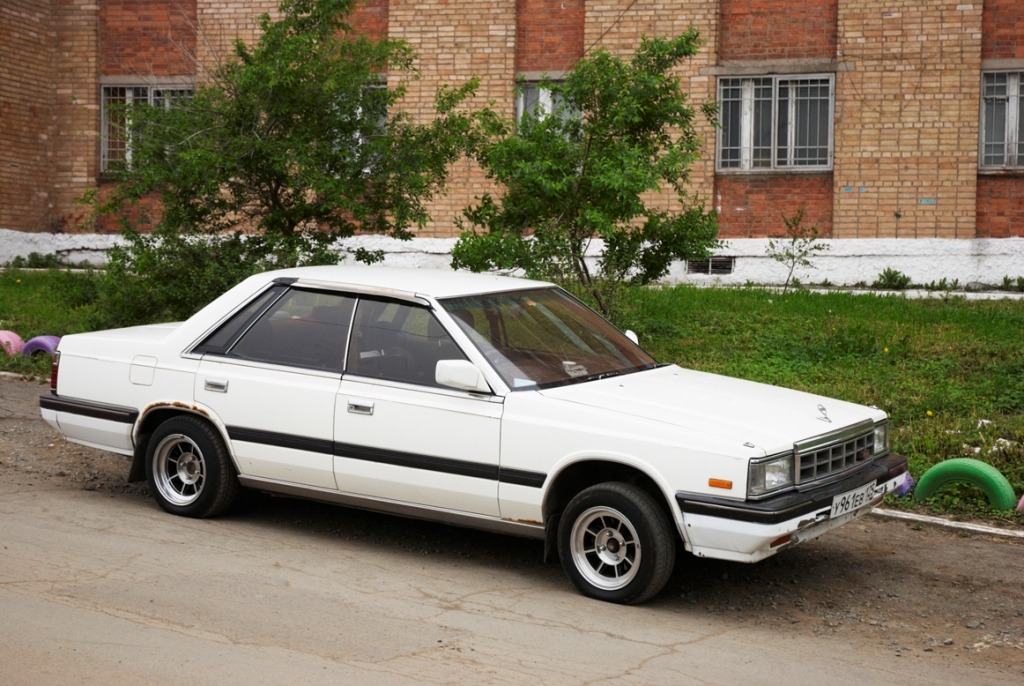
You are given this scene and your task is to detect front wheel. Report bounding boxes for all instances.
[146,416,240,518]
[557,482,676,604]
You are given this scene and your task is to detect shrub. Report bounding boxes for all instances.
[873,267,912,290]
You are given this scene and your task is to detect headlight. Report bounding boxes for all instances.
[748,453,795,498]
[873,421,890,456]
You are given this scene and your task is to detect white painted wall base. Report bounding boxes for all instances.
[2,229,1023,289]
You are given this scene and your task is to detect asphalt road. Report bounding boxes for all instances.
[1,376,1022,684]
[0,482,1020,685]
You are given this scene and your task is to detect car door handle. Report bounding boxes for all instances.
[347,400,374,416]
[204,379,229,393]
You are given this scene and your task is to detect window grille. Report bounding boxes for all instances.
[717,75,833,172]
[101,84,193,172]
[686,257,736,275]
[981,71,1024,169]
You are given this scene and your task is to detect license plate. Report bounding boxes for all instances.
[830,482,878,518]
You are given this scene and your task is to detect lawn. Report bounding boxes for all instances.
[3,268,1022,523]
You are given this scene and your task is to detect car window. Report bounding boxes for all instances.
[346,299,467,387]
[441,288,656,389]
[209,289,355,372]
[193,284,289,356]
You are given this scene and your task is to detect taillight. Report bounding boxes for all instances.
[50,351,60,393]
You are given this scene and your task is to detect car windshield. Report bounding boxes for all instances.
[440,288,658,390]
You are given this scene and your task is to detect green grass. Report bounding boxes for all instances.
[2,269,1022,524]
[0,268,101,377]
[619,286,1024,525]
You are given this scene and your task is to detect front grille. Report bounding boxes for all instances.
[795,421,876,485]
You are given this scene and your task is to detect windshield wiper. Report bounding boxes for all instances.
[590,370,621,381]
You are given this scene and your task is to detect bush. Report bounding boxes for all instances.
[873,267,912,290]
[4,252,64,269]
[93,230,339,328]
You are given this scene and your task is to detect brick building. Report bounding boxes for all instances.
[2,0,1022,240]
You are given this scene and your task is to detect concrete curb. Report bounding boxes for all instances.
[871,507,1024,539]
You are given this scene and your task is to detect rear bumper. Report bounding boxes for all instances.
[39,394,137,456]
[676,453,909,563]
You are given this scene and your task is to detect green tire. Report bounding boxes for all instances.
[913,458,1017,510]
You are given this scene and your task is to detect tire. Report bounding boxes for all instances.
[557,482,676,604]
[0,330,24,356]
[913,458,1017,510]
[145,416,240,518]
[21,335,60,357]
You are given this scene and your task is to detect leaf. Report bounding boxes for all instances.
[455,33,718,316]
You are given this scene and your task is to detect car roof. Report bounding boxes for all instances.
[261,264,553,300]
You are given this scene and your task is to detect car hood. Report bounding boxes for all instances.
[537,365,882,455]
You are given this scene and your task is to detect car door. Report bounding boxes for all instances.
[334,298,503,516]
[193,286,355,489]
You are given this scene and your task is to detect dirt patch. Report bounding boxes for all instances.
[3,375,1022,677]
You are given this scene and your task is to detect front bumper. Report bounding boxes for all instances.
[676,452,909,563]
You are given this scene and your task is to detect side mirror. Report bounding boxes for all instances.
[625,329,639,346]
[436,359,492,394]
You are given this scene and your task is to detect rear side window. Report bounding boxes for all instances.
[196,287,356,373]
[195,284,287,355]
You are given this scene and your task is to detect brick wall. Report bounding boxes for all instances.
[3,0,1021,240]
[94,2,200,232]
[101,1,198,76]
[586,1,719,215]
[983,0,1024,60]
[351,0,388,41]
[719,0,837,61]
[516,0,583,73]
[51,0,101,233]
[977,177,1024,238]
[715,174,834,238]
[389,0,517,236]
[979,0,1024,237]
[1,2,55,232]
[834,0,982,238]
[714,0,837,237]
[195,1,280,77]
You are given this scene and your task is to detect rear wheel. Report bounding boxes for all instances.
[146,416,239,518]
[557,482,676,604]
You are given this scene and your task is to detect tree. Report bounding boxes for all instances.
[765,208,830,294]
[451,32,719,317]
[98,0,477,265]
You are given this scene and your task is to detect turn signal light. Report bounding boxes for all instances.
[708,478,733,490]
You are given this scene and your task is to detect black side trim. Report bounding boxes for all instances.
[677,453,908,525]
[499,467,546,488]
[228,427,334,455]
[334,441,500,481]
[40,395,139,425]
[226,425,547,487]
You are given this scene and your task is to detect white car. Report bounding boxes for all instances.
[41,266,909,603]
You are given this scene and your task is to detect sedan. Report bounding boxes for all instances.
[41,266,909,603]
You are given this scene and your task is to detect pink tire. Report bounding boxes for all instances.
[0,330,25,356]
[22,335,61,357]
[1018,493,1024,514]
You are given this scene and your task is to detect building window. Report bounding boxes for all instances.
[981,71,1024,169]
[101,84,193,173]
[516,80,567,121]
[717,75,834,172]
